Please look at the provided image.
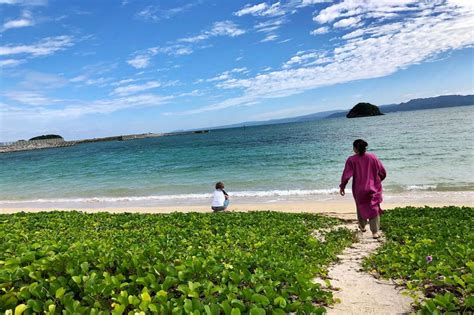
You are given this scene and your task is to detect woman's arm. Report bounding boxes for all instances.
[340,158,353,195]
[377,158,387,181]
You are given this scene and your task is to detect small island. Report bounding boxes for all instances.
[346,102,384,118]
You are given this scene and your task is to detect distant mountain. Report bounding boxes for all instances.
[328,95,474,118]
[210,109,345,129]
[201,94,473,131]
[380,95,474,113]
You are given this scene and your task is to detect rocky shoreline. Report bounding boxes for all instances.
[0,131,210,153]
[0,139,77,153]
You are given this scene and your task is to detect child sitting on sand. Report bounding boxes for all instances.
[211,181,229,212]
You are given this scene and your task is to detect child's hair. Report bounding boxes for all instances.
[215,181,225,189]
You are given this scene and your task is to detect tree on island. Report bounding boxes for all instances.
[29,134,64,141]
[346,102,384,118]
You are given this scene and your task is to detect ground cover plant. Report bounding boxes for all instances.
[0,211,353,314]
[363,206,474,314]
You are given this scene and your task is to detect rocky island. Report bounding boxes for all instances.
[346,102,384,118]
[29,134,64,141]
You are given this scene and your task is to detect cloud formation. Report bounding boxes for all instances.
[136,2,198,22]
[173,0,474,114]
[111,81,161,96]
[0,0,46,6]
[0,35,73,57]
[310,26,329,35]
[1,10,34,32]
[178,20,245,43]
[127,21,245,69]
[4,90,61,106]
[234,2,286,17]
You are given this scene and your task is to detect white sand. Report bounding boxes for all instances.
[322,223,413,314]
[1,197,471,215]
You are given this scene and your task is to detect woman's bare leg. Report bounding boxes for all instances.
[357,209,367,232]
[369,215,380,237]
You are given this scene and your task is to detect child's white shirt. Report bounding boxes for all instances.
[211,190,226,207]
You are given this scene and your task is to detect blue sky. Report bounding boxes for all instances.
[0,0,473,141]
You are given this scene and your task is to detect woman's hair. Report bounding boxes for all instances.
[215,181,225,189]
[353,139,368,155]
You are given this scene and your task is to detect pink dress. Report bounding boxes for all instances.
[340,153,387,220]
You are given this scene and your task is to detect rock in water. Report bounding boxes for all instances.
[346,103,384,118]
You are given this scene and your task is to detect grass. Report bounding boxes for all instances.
[363,206,474,314]
[0,211,353,314]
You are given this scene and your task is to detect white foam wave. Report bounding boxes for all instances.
[0,189,343,204]
[406,185,437,191]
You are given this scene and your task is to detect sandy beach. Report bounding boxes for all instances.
[2,192,472,219]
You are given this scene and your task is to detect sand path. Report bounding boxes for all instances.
[317,221,413,315]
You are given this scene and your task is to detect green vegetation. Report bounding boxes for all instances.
[28,135,63,141]
[364,206,474,314]
[0,211,353,314]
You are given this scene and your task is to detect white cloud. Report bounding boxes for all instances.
[211,20,246,37]
[172,1,474,115]
[111,81,161,96]
[0,0,46,5]
[3,18,33,29]
[0,58,25,67]
[300,0,332,5]
[235,3,268,16]
[127,55,151,69]
[231,67,248,73]
[313,0,418,24]
[234,2,285,17]
[0,35,73,57]
[151,45,193,56]
[254,18,286,33]
[84,77,112,86]
[136,3,197,22]
[282,50,332,68]
[19,71,68,89]
[333,16,362,28]
[261,33,278,42]
[128,21,244,69]
[110,78,139,86]
[178,20,245,43]
[278,38,291,44]
[310,26,329,35]
[176,89,203,97]
[207,67,249,82]
[236,0,330,18]
[4,91,61,106]
[70,75,87,83]
[2,93,173,119]
[1,10,34,32]
[127,44,193,69]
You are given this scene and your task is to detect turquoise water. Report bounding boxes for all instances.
[0,107,473,205]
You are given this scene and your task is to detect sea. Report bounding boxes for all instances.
[1,106,473,208]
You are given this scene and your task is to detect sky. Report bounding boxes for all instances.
[0,0,473,141]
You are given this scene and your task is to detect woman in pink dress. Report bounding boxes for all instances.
[340,139,386,239]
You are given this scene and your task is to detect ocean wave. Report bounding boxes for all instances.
[406,185,438,191]
[1,185,472,204]
[0,189,342,204]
